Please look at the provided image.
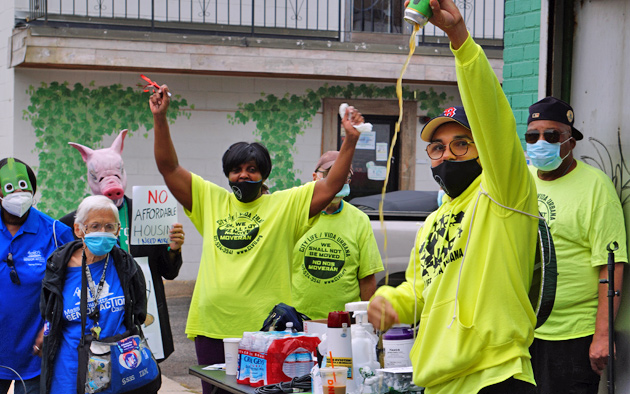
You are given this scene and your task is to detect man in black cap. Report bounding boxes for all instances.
[368,1,540,392]
[526,97,627,393]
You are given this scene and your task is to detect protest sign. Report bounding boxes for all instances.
[131,185,178,245]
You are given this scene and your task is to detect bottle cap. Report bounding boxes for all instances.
[327,311,351,328]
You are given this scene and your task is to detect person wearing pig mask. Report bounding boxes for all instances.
[0,158,74,394]
[59,129,184,362]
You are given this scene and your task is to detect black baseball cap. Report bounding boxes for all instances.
[420,106,471,142]
[528,97,583,141]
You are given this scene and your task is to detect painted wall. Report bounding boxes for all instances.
[0,1,15,154]
[13,68,458,279]
[570,2,630,392]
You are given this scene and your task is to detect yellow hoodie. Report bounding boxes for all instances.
[375,34,539,394]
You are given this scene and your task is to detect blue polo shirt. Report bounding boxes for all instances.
[0,207,74,380]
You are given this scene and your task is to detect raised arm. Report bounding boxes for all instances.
[309,108,362,217]
[423,0,468,49]
[150,85,193,211]
[427,0,530,206]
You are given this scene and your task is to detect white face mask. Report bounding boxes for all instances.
[1,191,33,217]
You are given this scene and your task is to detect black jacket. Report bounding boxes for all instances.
[60,195,182,361]
[39,240,147,394]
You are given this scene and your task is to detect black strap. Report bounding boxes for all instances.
[80,249,88,347]
[85,253,109,320]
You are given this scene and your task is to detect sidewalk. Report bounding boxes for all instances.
[7,375,193,394]
[160,374,200,393]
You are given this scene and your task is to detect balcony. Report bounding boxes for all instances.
[19,0,503,47]
[11,0,503,82]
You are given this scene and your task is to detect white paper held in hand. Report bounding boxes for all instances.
[339,103,373,133]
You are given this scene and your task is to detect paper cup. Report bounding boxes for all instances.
[223,338,241,375]
[320,366,347,394]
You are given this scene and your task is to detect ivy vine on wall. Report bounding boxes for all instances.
[229,84,449,192]
[23,81,191,219]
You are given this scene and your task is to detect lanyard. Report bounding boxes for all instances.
[119,201,129,252]
[84,253,110,322]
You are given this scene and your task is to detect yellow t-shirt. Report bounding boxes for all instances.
[292,201,383,319]
[185,173,315,339]
[530,161,628,340]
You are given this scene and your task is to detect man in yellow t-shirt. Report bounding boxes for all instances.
[526,97,628,393]
[292,151,383,319]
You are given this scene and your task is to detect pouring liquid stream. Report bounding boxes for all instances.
[377,23,421,336]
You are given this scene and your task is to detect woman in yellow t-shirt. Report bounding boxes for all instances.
[150,86,364,394]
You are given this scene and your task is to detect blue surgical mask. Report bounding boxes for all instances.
[526,139,570,171]
[437,189,446,207]
[83,232,118,256]
[335,183,350,198]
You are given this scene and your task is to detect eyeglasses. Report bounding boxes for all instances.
[84,222,120,234]
[524,129,571,144]
[426,139,475,160]
[6,253,19,285]
[316,169,353,183]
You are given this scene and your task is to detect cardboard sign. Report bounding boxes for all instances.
[136,257,164,359]
[131,186,178,245]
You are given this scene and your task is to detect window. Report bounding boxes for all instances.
[322,98,417,198]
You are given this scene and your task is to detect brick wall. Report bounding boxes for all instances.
[503,0,541,143]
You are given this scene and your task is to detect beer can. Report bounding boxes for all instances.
[404,0,433,27]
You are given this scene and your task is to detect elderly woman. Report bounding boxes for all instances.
[40,195,147,394]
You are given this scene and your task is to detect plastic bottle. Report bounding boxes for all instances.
[350,311,380,393]
[382,324,414,368]
[237,332,253,385]
[294,339,315,377]
[326,311,355,393]
[282,324,298,377]
[250,333,269,387]
[345,302,379,393]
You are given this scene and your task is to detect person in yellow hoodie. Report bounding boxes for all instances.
[368,1,539,393]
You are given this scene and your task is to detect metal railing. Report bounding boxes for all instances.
[26,0,343,40]
[353,0,504,45]
[23,0,502,45]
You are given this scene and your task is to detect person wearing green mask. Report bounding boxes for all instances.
[526,97,628,393]
[0,158,74,394]
[291,150,383,320]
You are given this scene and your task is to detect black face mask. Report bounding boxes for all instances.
[229,180,263,203]
[431,158,482,198]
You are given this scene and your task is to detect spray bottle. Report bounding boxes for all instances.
[350,311,380,393]
[404,0,433,28]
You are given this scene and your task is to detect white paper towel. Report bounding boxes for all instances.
[339,103,373,133]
